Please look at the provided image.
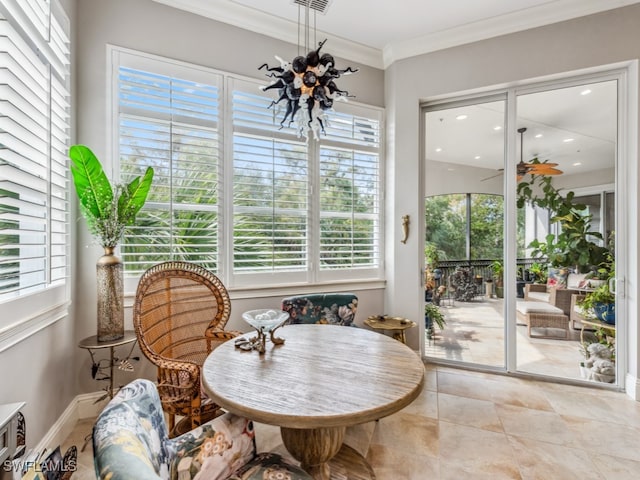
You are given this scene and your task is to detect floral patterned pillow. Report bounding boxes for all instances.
[169,414,256,480]
[547,267,569,289]
[227,452,312,480]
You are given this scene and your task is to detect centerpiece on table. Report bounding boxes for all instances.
[70,145,154,341]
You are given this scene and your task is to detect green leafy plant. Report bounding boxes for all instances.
[528,262,547,283]
[517,174,608,271]
[424,302,446,330]
[70,144,154,248]
[491,260,504,286]
[578,282,615,312]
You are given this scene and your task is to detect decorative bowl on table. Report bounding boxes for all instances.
[242,309,289,331]
[237,309,289,353]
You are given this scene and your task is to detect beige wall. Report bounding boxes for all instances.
[73,0,386,394]
[385,5,640,391]
[0,0,81,449]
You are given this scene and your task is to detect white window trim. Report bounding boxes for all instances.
[108,45,385,293]
[0,0,71,349]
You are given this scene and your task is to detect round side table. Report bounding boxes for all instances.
[78,330,138,400]
[364,315,417,344]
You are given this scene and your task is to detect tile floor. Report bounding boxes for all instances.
[425,298,601,381]
[63,363,640,480]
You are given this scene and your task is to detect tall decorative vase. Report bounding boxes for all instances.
[96,246,124,341]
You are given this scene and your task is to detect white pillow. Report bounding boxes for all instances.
[567,273,588,289]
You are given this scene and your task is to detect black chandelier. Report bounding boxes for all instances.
[258,1,357,140]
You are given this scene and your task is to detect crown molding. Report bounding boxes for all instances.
[152,0,640,71]
[150,0,384,68]
[383,0,640,68]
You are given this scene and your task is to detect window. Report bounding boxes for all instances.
[112,49,383,289]
[0,0,70,340]
[115,54,223,277]
[425,193,505,261]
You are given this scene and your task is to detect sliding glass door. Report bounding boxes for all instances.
[514,79,618,383]
[422,74,622,386]
[423,96,506,369]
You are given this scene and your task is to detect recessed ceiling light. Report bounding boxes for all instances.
[493,126,502,131]
[563,138,575,143]
[581,89,592,95]
[456,114,468,120]
[535,134,543,138]
[447,167,455,171]
[474,155,481,160]
[573,162,582,166]
[435,147,442,152]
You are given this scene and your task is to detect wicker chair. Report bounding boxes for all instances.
[133,261,241,436]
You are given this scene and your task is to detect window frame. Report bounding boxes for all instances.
[0,0,71,351]
[109,46,385,293]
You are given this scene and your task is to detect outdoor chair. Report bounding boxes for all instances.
[93,379,312,480]
[133,261,241,436]
[281,293,358,326]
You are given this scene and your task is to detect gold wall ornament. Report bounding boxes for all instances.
[401,215,410,244]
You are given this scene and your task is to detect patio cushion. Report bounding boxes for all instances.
[547,267,569,289]
[516,301,564,315]
[526,291,550,303]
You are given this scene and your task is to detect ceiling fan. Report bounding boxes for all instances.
[482,127,564,181]
[514,127,563,181]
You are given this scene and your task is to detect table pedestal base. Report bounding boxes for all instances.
[281,426,374,480]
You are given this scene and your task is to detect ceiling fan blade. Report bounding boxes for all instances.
[539,168,563,175]
[481,172,504,182]
[530,166,563,175]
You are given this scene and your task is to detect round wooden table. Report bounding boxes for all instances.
[202,324,425,480]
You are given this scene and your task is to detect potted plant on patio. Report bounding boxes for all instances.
[491,260,504,298]
[578,282,615,325]
[424,302,446,339]
[528,262,548,284]
[578,246,615,324]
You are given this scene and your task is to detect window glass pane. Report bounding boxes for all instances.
[319,147,379,268]
[470,194,503,260]
[0,0,69,303]
[117,61,222,275]
[233,134,308,272]
[114,55,383,286]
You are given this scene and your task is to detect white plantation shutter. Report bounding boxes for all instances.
[230,78,382,284]
[318,105,382,279]
[111,50,383,288]
[0,0,70,312]
[319,147,380,268]
[230,78,309,282]
[115,52,222,277]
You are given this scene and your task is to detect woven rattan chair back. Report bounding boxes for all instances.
[133,261,234,435]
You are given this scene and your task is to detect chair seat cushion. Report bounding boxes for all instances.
[169,413,256,480]
[516,301,564,315]
[228,452,312,479]
[526,291,550,303]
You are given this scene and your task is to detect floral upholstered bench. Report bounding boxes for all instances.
[516,301,569,339]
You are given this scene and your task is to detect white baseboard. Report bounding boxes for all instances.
[625,373,640,401]
[34,392,108,454]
